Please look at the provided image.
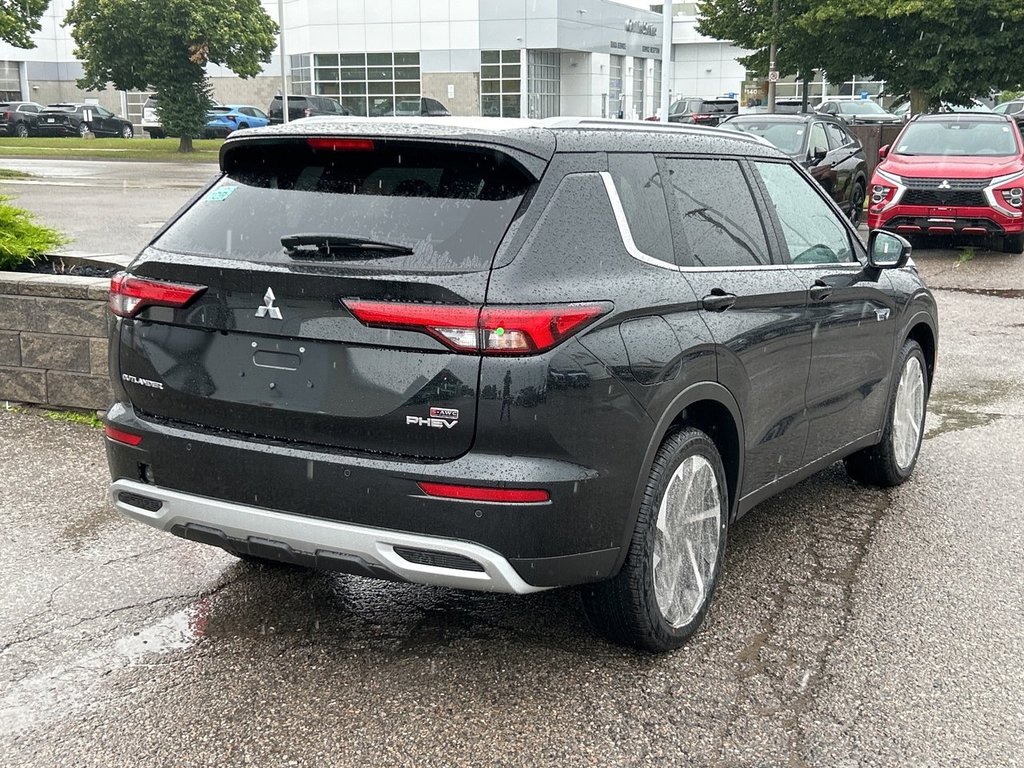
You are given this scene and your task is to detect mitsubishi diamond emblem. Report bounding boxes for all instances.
[255,287,283,319]
[937,180,951,190]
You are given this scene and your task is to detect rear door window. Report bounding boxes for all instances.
[661,157,771,267]
[154,140,535,273]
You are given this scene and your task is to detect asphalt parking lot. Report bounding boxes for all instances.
[1,160,1023,766]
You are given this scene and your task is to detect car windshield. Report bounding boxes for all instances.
[895,120,1020,156]
[722,120,805,155]
[838,101,888,115]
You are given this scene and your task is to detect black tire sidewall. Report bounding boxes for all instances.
[634,429,729,650]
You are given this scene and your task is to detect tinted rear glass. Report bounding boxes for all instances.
[153,140,534,272]
[702,100,738,114]
[722,120,805,154]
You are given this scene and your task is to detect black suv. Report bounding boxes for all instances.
[36,103,134,138]
[666,97,739,126]
[268,94,351,123]
[104,118,937,651]
[0,101,43,137]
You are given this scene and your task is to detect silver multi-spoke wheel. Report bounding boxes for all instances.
[892,356,925,470]
[653,454,722,628]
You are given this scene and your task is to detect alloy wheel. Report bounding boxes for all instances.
[892,356,925,470]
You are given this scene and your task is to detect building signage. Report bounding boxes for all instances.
[625,19,658,37]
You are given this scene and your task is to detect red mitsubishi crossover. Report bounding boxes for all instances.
[868,113,1024,253]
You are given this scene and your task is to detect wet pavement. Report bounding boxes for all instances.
[2,162,1024,765]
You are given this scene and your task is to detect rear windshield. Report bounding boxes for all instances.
[153,140,534,272]
[702,100,738,114]
[895,120,1019,156]
[837,101,887,115]
[722,120,804,154]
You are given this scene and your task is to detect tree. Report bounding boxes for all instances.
[804,0,1024,112]
[0,0,49,48]
[65,0,277,152]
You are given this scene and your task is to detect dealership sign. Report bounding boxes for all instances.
[625,19,658,36]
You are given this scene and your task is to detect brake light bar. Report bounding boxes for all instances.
[344,300,610,355]
[417,482,550,504]
[104,425,143,446]
[307,137,375,152]
[109,272,207,318]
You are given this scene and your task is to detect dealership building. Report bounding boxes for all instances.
[1,0,751,124]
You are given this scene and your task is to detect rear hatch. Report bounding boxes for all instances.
[38,108,74,129]
[116,134,540,459]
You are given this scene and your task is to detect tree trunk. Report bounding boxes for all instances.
[177,135,194,153]
[909,87,931,116]
[800,75,811,112]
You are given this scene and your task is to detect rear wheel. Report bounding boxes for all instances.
[845,339,928,487]
[237,122,249,130]
[78,122,90,138]
[15,122,28,138]
[581,428,728,652]
[1001,234,1024,254]
[849,180,866,224]
[121,123,133,139]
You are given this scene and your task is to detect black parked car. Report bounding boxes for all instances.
[0,101,43,137]
[666,97,739,126]
[816,99,901,125]
[720,113,868,222]
[104,117,937,652]
[36,103,134,138]
[371,97,451,117]
[268,94,350,124]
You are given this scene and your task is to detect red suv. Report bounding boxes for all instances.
[868,113,1024,253]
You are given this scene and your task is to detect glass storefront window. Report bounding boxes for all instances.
[307,52,420,116]
[481,50,522,117]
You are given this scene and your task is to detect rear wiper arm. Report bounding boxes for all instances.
[280,234,414,258]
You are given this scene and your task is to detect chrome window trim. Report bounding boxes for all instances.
[599,170,679,272]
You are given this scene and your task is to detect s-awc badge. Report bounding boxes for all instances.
[407,407,460,429]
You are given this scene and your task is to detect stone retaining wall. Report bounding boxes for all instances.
[0,272,112,411]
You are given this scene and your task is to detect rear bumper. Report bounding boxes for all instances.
[104,402,629,589]
[112,479,547,593]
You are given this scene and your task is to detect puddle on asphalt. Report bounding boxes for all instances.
[925,380,1014,439]
[58,506,120,550]
[0,599,212,734]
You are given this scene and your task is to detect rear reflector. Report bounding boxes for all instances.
[104,425,143,446]
[109,272,206,318]
[308,137,374,152]
[417,482,550,504]
[344,300,610,355]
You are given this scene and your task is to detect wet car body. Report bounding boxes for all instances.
[104,117,938,650]
[720,113,868,221]
[35,103,134,138]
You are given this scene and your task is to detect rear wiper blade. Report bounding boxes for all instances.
[280,234,414,258]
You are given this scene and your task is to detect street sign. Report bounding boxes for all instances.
[768,70,779,83]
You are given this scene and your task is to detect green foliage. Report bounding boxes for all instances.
[0,195,67,270]
[65,0,278,152]
[42,409,104,428]
[698,0,1024,105]
[0,0,49,48]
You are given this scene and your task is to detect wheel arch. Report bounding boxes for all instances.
[904,309,937,388]
[612,381,745,574]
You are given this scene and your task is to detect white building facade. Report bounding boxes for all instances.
[1,0,759,123]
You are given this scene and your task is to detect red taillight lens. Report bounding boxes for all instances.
[104,425,143,446]
[109,272,207,318]
[307,137,375,152]
[692,113,713,122]
[343,300,610,355]
[417,482,550,504]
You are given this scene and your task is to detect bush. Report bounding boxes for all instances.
[0,195,67,270]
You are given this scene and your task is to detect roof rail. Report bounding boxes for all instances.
[538,116,774,147]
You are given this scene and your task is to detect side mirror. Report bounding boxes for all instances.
[867,230,912,269]
[878,144,890,160]
[812,146,828,163]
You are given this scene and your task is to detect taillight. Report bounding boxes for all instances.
[344,300,611,355]
[226,114,237,122]
[417,482,550,504]
[104,425,143,446]
[109,271,207,318]
[692,113,713,122]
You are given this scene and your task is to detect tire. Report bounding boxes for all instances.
[78,122,90,138]
[581,428,729,652]
[237,122,249,131]
[148,129,164,139]
[845,339,928,487]
[121,123,133,139]
[1001,234,1024,254]
[15,122,29,138]
[849,180,866,225]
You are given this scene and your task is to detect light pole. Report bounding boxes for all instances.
[767,0,778,113]
[278,0,289,122]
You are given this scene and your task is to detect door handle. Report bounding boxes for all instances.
[701,290,738,312]
[809,281,834,302]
